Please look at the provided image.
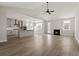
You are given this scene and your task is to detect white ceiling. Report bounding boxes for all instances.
[0,2,78,20]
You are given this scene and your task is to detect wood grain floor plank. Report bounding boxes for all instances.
[0,34,79,56]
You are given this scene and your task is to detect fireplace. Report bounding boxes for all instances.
[54,29,60,35]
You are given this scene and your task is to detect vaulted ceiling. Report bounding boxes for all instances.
[0,2,78,20]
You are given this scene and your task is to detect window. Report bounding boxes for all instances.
[26,21,34,30]
[63,20,71,30]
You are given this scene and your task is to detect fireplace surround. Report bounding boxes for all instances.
[54,29,60,35]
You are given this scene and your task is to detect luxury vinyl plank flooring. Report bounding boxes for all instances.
[0,34,79,56]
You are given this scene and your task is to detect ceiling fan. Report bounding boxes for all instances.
[45,2,54,14]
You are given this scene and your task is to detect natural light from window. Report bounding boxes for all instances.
[63,20,71,30]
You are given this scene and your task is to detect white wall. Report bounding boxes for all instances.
[75,5,79,43]
[43,21,48,34]
[44,17,74,36]
[52,18,74,36]
[0,6,7,42]
[51,19,63,35]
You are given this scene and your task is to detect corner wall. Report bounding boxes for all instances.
[74,3,79,43]
[0,6,7,42]
[75,13,79,43]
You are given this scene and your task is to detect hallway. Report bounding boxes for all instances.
[0,34,79,56]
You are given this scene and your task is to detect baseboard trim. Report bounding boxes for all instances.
[0,40,7,43]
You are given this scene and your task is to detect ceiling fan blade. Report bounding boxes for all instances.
[50,10,54,12]
[48,12,51,14]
